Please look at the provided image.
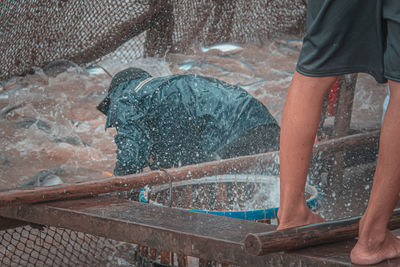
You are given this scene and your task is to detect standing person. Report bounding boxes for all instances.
[277,1,400,265]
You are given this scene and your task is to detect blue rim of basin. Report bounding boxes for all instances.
[140,174,320,220]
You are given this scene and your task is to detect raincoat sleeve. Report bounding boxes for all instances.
[114,123,151,176]
[109,90,152,176]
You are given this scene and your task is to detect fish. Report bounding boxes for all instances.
[0,103,26,119]
[43,59,88,77]
[178,60,231,73]
[81,140,91,147]
[200,43,243,53]
[237,79,267,89]
[84,90,108,101]
[271,69,295,77]
[1,76,24,91]
[53,136,90,146]
[18,167,64,188]
[238,59,255,72]
[275,39,303,52]
[0,84,25,100]
[178,61,197,71]
[15,116,52,133]
[85,65,113,78]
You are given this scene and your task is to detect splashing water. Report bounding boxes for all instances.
[0,39,385,198]
[0,58,172,189]
[148,174,318,213]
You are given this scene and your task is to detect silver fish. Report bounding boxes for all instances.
[43,59,88,77]
[15,116,52,133]
[86,65,113,78]
[0,103,26,119]
[19,168,64,188]
[200,43,242,53]
[178,61,197,71]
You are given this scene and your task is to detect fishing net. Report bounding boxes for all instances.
[0,224,137,266]
[0,0,307,265]
[0,0,306,81]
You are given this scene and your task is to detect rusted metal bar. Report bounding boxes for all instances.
[245,208,400,256]
[0,130,379,208]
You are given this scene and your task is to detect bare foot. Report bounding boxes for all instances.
[351,231,400,265]
[277,209,325,230]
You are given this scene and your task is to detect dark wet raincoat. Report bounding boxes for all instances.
[98,68,280,176]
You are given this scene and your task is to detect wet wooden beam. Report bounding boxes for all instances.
[286,232,400,266]
[1,196,399,266]
[332,74,358,138]
[329,74,358,185]
[245,208,400,256]
[0,130,379,208]
[0,196,275,266]
[0,216,27,230]
[312,129,379,154]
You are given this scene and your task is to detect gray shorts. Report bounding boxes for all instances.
[297,0,400,83]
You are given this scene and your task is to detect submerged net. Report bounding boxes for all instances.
[0,0,307,265]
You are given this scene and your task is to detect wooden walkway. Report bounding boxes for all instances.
[0,130,390,266]
[1,196,400,266]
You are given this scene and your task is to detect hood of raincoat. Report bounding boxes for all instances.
[97,67,152,115]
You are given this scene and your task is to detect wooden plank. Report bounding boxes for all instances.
[245,208,400,256]
[1,196,399,266]
[312,129,379,153]
[0,130,379,208]
[0,196,275,265]
[288,228,400,266]
[332,74,358,138]
[0,216,27,230]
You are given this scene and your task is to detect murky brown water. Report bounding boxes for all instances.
[0,37,386,200]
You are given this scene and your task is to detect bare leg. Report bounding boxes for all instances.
[351,80,400,265]
[277,72,337,229]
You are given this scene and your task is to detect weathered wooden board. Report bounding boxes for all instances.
[1,196,400,266]
[0,196,274,266]
[0,216,27,230]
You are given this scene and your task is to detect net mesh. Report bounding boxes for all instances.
[170,0,307,53]
[0,0,306,80]
[0,0,306,265]
[0,224,137,266]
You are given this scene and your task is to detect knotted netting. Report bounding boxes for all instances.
[0,0,306,80]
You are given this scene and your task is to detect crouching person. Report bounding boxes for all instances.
[97,68,280,176]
